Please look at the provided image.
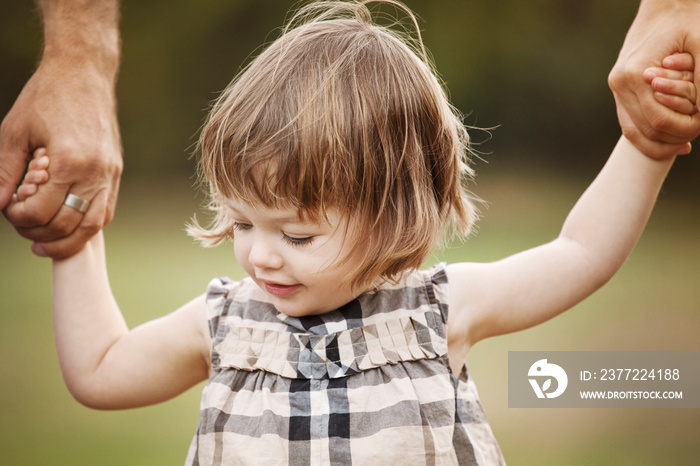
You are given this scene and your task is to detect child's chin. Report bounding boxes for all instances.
[273,300,327,318]
[276,307,321,318]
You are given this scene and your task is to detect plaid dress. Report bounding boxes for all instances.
[185,263,505,465]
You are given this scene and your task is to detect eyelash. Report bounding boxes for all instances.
[232,222,314,247]
[281,235,314,247]
[232,222,251,232]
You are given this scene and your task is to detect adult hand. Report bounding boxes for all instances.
[0,0,122,259]
[609,0,700,158]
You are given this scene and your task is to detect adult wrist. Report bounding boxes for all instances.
[39,0,121,82]
[639,0,700,14]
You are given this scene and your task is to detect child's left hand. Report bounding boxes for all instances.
[13,147,50,203]
[644,52,698,117]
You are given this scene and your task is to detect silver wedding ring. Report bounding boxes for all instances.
[64,193,90,213]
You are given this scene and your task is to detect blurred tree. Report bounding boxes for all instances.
[0,0,696,195]
[0,2,42,117]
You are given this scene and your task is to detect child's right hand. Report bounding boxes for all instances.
[643,53,698,151]
[14,147,50,202]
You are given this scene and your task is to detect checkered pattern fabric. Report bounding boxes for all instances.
[185,264,505,465]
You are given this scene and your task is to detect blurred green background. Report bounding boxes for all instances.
[1,0,698,464]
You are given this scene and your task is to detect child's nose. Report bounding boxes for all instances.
[248,236,283,270]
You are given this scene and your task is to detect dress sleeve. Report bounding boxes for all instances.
[205,277,235,339]
[426,262,449,325]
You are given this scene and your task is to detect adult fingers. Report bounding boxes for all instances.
[612,65,700,147]
[613,90,693,158]
[662,52,694,72]
[644,68,695,85]
[614,85,697,144]
[4,141,121,241]
[8,181,82,240]
[653,91,698,116]
[638,89,700,143]
[608,10,700,157]
[29,188,107,259]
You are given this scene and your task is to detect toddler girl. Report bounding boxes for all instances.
[16,1,697,464]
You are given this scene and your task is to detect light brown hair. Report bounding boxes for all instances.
[190,0,478,290]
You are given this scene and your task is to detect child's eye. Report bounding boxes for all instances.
[232,221,252,232]
[282,233,314,247]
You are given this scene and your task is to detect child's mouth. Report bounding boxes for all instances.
[261,280,301,297]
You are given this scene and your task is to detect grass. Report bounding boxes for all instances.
[1,165,698,465]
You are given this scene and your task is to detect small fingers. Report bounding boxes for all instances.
[662,52,695,72]
[28,149,50,171]
[21,164,49,185]
[651,77,697,109]
[644,59,698,118]
[11,148,49,202]
[644,67,694,84]
[21,168,49,185]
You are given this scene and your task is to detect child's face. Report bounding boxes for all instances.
[228,200,366,317]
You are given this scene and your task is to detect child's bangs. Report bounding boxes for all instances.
[216,141,340,224]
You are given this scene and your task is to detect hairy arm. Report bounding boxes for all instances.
[52,233,211,409]
[447,137,673,351]
[1,0,122,258]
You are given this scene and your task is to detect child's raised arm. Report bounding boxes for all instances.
[446,59,696,352]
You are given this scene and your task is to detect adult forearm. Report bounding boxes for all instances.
[640,0,700,12]
[39,0,121,81]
